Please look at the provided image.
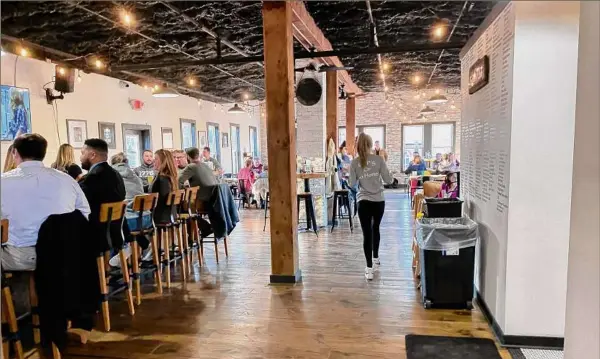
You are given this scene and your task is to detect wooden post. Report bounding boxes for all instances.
[346,97,356,155]
[326,71,338,148]
[262,1,301,284]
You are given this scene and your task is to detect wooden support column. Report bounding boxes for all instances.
[325,71,338,147]
[262,1,301,284]
[346,97,356,155]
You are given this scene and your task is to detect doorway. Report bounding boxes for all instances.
[230,124,241,174]
[122,124,152,168]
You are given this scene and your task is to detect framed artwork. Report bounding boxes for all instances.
[98,122,116,149]
[198,130,207,148]
[161,127,174,149]
[1,85,32,141]
[222,133,229,148]
[66,119,88,148]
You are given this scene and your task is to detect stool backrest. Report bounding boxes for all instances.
[1,218,8,244]
[166,189,185,206]
[132,193,159,212]
[183,186,200,212]
[99,201,128,223]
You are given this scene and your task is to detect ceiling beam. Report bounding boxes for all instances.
[110,42,466,72]
[289,1,362,95]
[365,0,386,92]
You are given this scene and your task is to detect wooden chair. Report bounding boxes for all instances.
[156,189,187,288]
[98,201,135,333]
[423,181,442,198]
[129,193,161,303]
[412,193,425,286]
[195,201,229,264]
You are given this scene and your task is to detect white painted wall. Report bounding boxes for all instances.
[504,1,580,337]
[0,53,260,173]
[564,1,600,358]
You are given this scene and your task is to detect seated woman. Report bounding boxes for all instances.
[51,143,83,181]
[404,154,427,175]
[439,172,459,199]
[151,149,179,225]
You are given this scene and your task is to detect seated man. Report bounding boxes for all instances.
[201,146,223,179]
[79,139,126,252]
[1,134,90,270]
[179,147,219,190]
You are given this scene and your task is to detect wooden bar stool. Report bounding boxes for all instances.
[196,201,229,264]
[263,192,270,231]
[179,187,201,273]
[1,219,24,359]
[98,201,135,333]
[129,193,160,303]
[297,192,318,236]
[156,189,186,288]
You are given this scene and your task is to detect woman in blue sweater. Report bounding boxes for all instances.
[404,154,427,175]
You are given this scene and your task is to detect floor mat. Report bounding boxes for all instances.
[508,348,564,359]
[405,335,502,359]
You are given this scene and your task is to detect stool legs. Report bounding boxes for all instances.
[172,225,187,282]
[160,229,171,289]
[224,236,229,257]
[118,249,135,316]
[2,284,24,359]
[150,232,163,294]
[130,240,141,305]
[331,193,338,233]
[96,256,110,332]
[191,219,202,267]
[28,275,41,344]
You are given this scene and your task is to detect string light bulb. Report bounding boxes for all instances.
[384,86,389,92]
[77,72,82,83]
[379,73,385,80]
[94,59,104,69]
[188,78,196,86]
[121,11,134,26]
[57,67,66,76]
[433,24,446,39]
[435,89,441,94]
[412,74,421,84]
[450,104,457,110]
[153,84,160,91]
[243,93,250,100]
[382,62,390,71]
[19,47,29,57]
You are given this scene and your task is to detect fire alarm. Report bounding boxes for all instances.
[128,98,144,110]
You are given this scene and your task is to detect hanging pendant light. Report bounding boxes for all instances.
[416,114,426,120]
[152,86,180,98]
[420,106,435,114]
[227,103,245,114]
[426,93,448,104]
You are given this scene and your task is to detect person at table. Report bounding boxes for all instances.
[439,172,459,199]
[430,153,443,173]
[1,134,90,270]
[51,143,83,181]
[79,139,126,251]
[134,149,156,192]
[448,152,460,172]
[373,141,388,162]
[251,157,263,175]
[3,144,16,172]
[201,146,223,178]
[179,147,219,189]
[404,154,427,175]
[173,149,188,176]
[238,157,257,206]
[110,152,143,202]
[349,133,395,281]
[151,149,179,224]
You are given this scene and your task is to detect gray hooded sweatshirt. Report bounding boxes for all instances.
[113,163,144,201]
[349,154,394,202]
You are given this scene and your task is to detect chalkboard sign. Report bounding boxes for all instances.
[468,55,489,94]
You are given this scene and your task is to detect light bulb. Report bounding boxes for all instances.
[19,47,29,57]
[188,78,196,86]
[58,67,66,76]
[382,62,390,71]
[95,59,104,69]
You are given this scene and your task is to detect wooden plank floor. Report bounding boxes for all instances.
[50,191,509,359]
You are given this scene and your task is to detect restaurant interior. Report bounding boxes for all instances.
[0,1,598,359]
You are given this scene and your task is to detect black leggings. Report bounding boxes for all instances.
[357,200,385,268]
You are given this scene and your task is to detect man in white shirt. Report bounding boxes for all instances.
[1,134,90,271]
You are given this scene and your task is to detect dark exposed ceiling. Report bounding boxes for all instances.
[0,1,494,102]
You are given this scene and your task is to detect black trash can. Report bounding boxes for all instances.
[417,217,479,309]
[424,198,463,218]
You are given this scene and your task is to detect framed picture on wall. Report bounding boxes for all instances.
[198,131,207,148]
[222,133,229,148]
[1,85,32,141]
[98,122,116,149]
[66,119,88,148]
[161,127,174,149]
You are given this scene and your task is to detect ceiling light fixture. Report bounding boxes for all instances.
[417,114,426,120]
[427,93,449,104]
[19,47,29,57]
[57,67,66,76]
[77,72,82,83]
[420,106,435,115]
[243,93,250,100]
[228,103,245,114]
[152,86,180,98]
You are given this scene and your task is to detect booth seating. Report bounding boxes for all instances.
[155,190,187,289]
[331,189,353,233]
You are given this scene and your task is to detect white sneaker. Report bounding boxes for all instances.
[141,248,153,262]
[373,257,381,271]
[109,246,132,268]
[365,267,374,280]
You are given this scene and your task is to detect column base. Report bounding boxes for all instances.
[270,270,302,284]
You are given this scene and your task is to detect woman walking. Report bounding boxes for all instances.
[349,133,394,280]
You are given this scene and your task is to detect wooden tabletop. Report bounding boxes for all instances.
[297,172,328,179]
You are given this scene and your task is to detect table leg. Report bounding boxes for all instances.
[304,178,310,193]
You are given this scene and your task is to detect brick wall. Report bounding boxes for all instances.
[338,88,462,173]
[260,87,462,173]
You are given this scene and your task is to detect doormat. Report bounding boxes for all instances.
[405,335,502,359]
[508,348,564,359]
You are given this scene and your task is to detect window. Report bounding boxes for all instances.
[338,126,384,147]
[230,124,241,174]
[207,123,220,162]
[180,119,196,149]
[401,123,455,169]
[249,126,258,158]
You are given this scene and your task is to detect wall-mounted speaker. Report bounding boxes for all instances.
[54,66,75,93]
[296,77,322,106]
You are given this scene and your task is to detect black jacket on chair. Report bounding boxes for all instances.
[35,210,100,351]
[79,162,126,251]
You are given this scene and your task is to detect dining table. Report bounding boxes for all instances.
[297,172,328,192]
